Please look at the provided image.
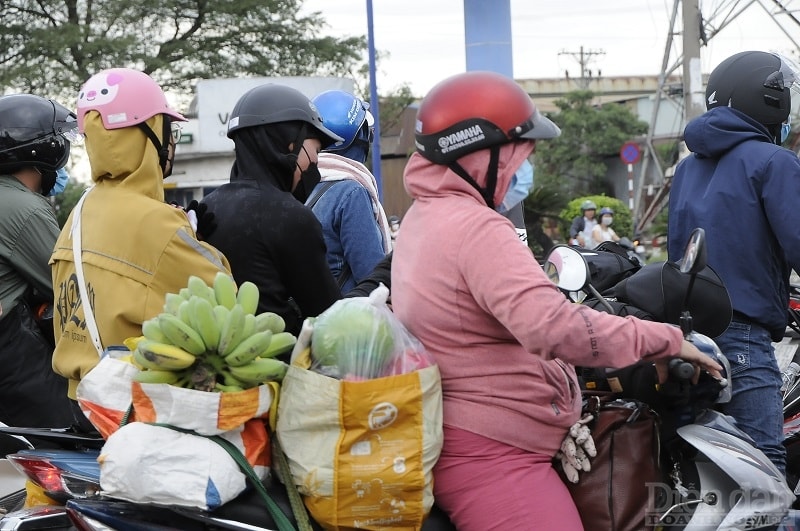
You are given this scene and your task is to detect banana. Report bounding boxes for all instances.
[254,312,285,334]
[241,313,256,340]
[260,331,297,359]
[214,382,246,393]
[123,335,146,352]
[188,275,217,305]
[137,339,198,370]
[163,293,184,315]
[217,303,246,356]
[132,347,163,370]
[213,272,238,310]
[228,357,289,385]
[190,296,220,352]
[236,281,260,316]
[177,299,194,326]
[158,313,207,355]
[224,330,273,367]
[220,370,249,388]
[142,318,169,343]
[133,369,181,384]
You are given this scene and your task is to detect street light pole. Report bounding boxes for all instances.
[366,0,383,200]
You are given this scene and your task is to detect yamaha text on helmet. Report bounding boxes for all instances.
[0,94,81,195]
[77,68,187,177]
[415,71,560,165]
[705,51,800,144]
[313,90,374,163]
[413,71,560,210]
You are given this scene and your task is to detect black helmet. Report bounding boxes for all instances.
[0,94,79,174]
[226,84,343,147]
[706,51,800,127]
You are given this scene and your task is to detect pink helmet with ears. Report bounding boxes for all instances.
[76,68,186,133]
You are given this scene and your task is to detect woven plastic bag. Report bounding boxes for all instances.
[99,422,250,510]
[276,286,443,530]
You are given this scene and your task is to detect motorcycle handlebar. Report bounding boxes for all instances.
[668,358,695,380]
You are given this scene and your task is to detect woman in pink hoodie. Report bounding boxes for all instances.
[390,71,722,531]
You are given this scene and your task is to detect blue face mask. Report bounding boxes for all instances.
[496,160,534,213]
[781,119,791,145]
[48,167,70,196]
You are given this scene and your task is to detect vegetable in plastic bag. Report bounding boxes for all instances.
[309,284,433,380]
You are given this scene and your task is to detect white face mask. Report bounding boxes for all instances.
[496,160,534,213]
[601,216,613,226]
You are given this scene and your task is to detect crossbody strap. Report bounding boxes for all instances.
[304,180,339,209]
[70,190,104,358]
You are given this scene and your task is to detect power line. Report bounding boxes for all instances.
[558,46,606,88]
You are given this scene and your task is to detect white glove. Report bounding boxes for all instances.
[555,414,597,483]
[185,209,198,232]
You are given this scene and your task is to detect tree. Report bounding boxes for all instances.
[523,182,568,259]
[52,178,89,228]
[535,90,648,198]
[0,1,365,102]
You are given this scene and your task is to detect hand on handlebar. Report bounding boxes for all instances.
[654,339,723,384]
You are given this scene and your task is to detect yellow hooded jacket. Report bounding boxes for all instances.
[50,113,231,398]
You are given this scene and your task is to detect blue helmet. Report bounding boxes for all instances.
[312,90,373,154]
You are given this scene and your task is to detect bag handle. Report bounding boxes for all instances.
[69,190,104,358]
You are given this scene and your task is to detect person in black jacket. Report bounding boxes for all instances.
[202,84,389,335]
[0,94,79,428]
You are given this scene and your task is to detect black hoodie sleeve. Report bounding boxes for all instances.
[345,251,392,299]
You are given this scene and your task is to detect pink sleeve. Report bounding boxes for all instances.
[459,217,683,369]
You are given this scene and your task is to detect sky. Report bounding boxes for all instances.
[300,0,800,97]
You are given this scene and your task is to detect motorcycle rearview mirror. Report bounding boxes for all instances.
[678,228,707,336]
[679,227,707,275]
[543,245,615,313]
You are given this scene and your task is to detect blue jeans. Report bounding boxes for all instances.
[714,321,786,474]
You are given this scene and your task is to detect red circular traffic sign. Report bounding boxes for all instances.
[620,141,641,164]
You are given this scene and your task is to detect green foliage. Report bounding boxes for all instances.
[0,0,366,102]
[560,195,633,241]
[523,181,569,258]
[535,90,648,198]
[52,179,89,228]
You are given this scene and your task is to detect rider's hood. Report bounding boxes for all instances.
[83,111,166,201]
[402,140,534,207]
[684,106,774,159]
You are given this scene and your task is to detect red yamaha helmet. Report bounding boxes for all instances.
[414,71,560,164]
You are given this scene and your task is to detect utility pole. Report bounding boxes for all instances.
[682,0,705,121]
[559,46,606,89]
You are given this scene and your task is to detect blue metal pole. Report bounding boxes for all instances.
[464,0,512,76]
[366,0,383,200]
[463,0,526,234]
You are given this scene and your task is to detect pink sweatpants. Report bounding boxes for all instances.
[433,425,583,531]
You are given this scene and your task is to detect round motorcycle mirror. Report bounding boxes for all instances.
[679,227,707,275]
[542,245,590,292]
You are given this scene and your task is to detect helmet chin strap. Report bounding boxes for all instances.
[136,119,171,173]
[447,145,500,209]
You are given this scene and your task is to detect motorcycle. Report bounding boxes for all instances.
[0,423,455,531]
[3,228,797,530]
[545,227,799,529]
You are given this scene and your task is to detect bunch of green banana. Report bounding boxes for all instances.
[129,272,295,392]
